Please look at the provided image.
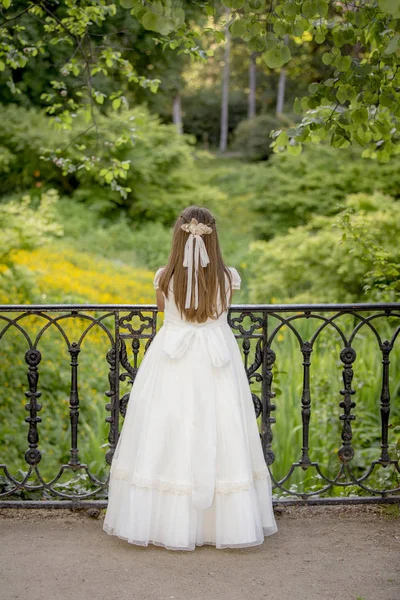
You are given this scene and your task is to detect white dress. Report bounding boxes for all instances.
[103,266,278,550]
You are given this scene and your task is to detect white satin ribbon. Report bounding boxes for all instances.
[183,233,210,309]
[162,321,230,509]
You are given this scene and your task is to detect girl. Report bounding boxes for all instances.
[103,205,278,550]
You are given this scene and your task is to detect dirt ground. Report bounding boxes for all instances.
[0,504,399,600]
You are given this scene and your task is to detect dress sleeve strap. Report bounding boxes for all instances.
[153,267,165,290]
[229,267,241,290]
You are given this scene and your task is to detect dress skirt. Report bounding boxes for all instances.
[102,313,278,550]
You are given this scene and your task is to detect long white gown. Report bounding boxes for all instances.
[102,266,278,550]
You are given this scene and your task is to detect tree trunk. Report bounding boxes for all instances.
[276,34,288,116]
[219,9,230,153]
[276,68,286,116]
[172,92,183,135]
[248,52,256,120]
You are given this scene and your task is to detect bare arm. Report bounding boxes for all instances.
[156,288,165,312]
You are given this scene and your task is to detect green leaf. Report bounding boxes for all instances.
[141,11,159,31]
[322,52,332,65]
[332,30,345,48]
[273,21,287,36]
[331,129,350,148]
[281,44,291,65]
[355,126,372,144]
[384,34,400,55]
[229,19,247,37]
[149,80,159,93]
[301,0,317,19]
[112,98,121,110]
[93,91,105,104]
[352,107,368,123]
[316,0,329,16]
[314,31,325,44]
[276,130,289,146]
[293,97,302,114]
[265,32,278,50]
[247,0,266,12]
[336,86,348,103]
[335,55,352,72]
[283,2,298,18]
[263,44,291,68]
[248,35,266,52]
[380,94,395,108]
[141,11,175,35]
[287,142,302,155]
[292,19,305,37]
[308,82,319,94]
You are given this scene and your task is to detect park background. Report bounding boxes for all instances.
[0,0,399,500]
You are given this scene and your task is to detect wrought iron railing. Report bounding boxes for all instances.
[0,303,399,507]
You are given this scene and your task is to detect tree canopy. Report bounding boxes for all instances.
[1,0,399,194]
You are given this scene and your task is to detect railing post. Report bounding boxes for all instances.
[68,342,81,467]
[261,311,276,466]
[379,340,392,466]
[24,348,42,466]
[338,347,357,463]
[299,341,313,468]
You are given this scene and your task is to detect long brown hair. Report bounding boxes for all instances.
[158,206,233,323]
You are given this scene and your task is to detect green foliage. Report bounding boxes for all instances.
[67,105,199,221]
[0,188,63,264]
[1,0,398,186]
[0,104,224,224]
[181,89,250,147]
[56,198,173,269]
[0,105,64,196]
[248,143,400,239]
[219,1,400,160]
[0,188,63,304]
[69,106,226,222]
[232,113,297,160]
[246,192,400,304]
[0,0,201,195]
[336,197,400,300]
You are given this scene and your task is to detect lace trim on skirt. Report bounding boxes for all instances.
[110,466,270,495]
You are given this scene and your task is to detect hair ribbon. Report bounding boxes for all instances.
[181,218,213,310]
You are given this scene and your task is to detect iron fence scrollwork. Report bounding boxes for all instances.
[0,302,399,507]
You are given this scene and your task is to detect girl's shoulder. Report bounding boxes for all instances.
[153,266,166,289]
[226,266,241,290]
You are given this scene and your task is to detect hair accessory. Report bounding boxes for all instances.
[180,217,213,309]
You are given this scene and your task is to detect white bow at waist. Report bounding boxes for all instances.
[161,320,231,509]
[162,320,231,368]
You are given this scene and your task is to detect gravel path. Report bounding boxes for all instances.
[0,504,399,600]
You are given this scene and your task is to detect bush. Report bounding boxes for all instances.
[0,104,63,196]
[246,143,400,240]
[0,189,63,303]
[232,113,297,161]
[245,192,400,304]
[181,89,250,147]
[0,103,225,226]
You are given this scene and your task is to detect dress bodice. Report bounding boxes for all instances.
[153,266,241,326]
